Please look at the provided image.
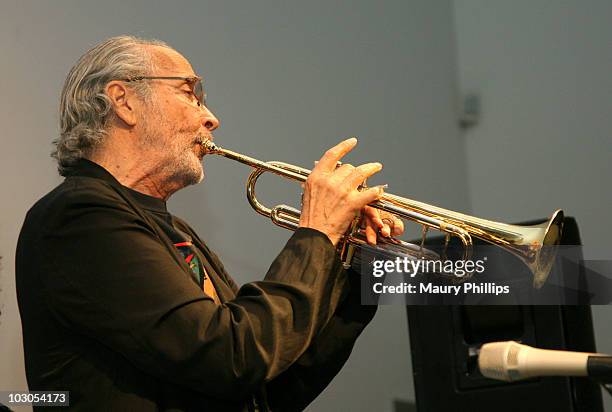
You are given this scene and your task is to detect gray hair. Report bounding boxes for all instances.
[53,35,169,175]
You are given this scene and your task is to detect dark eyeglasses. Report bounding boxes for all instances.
[121,76,205,106]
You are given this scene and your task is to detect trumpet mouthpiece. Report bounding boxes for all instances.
[202,140,218,153]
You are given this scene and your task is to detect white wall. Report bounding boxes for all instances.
[0,1,467,411]
[453,1,612,410]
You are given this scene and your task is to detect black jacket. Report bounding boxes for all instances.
[16,160,376,411]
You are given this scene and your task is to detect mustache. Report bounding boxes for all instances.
[194,134,213,145]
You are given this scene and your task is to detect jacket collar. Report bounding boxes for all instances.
[65,158,122,185]
[66,159,167,213]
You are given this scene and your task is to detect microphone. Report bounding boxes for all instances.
[478,341,612,382]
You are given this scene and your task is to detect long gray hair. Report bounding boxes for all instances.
[52,35,168,175]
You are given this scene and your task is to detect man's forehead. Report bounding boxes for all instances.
[145,45,197,76]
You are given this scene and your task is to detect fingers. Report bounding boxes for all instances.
[332,163,357,181]
[314,137,358,173]
[344,162,383,188]
[380,216,405,237]
[331,162,382,188]
[380,220,392,237]
[362,206,406,245]
[391,217,404,236]
[302,139,390,246]
[314,138,382,190]
[363,207,382,245]
[354,185,386,210]
[363,206,384,228]
[365,222,378,245]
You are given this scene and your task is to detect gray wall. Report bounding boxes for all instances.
[453,0,612,410]
[2,0,610,410]
[0,1,467,411]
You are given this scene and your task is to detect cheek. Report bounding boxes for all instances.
[173,106,201,131]
[170,117,200,137]
[154,104,201,139]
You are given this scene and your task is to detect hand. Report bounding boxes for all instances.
[362,207,405,245]
[299,138,385,246]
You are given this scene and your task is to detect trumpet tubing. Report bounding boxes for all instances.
[203,140,563,288]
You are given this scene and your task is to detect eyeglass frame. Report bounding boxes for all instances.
[119,76,206,107]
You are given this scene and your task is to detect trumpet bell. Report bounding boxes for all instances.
[529,209,564,288]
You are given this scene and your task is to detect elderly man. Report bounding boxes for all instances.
[16,36,402,411]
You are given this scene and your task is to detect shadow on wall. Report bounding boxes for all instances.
[393,399,417,412]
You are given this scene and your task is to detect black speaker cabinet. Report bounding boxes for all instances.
[406,217,604,412]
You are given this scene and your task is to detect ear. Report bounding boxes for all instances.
[105,80,139,126]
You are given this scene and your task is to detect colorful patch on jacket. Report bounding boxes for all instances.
[174,241,204,287]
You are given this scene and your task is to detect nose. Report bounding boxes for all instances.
[200,105,220,131]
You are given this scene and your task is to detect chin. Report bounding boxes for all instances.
[194,167,205,184]
[183,164,204,186]
[172,153,204,188]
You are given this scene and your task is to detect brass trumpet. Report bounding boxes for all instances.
[203,140,563,288]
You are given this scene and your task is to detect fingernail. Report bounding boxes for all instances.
[345,137,357,145]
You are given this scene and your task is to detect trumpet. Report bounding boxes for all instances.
[203,140,564,288]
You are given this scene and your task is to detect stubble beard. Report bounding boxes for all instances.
[140,107,204,189]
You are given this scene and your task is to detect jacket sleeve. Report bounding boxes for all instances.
[37,182,347,401]
[265,269,378,412]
